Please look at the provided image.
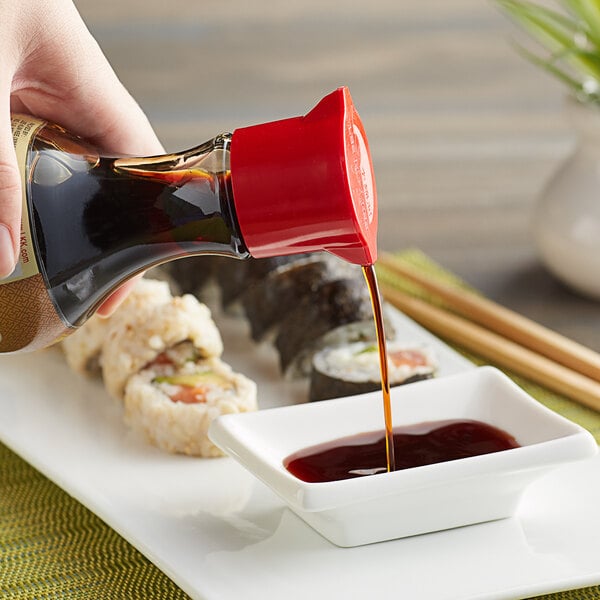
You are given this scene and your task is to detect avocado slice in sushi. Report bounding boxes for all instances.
[153,371,232,388]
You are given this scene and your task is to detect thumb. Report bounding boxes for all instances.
[0,104,21,278]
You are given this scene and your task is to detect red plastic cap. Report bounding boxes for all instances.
[230,87,377,265]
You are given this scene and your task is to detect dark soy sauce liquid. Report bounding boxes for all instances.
[285,419,520,483]
[27,126,247,326]
[362,264,395,472]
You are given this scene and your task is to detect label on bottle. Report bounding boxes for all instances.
[8,115,46,283]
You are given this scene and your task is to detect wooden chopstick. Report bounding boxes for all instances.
[379,282,600,412]
[378,252,600,383]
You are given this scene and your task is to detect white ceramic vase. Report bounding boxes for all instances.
[533,99,600,300]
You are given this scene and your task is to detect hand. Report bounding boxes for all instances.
[0,0,164,315]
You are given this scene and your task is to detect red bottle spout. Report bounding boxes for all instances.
[230,87,378,265]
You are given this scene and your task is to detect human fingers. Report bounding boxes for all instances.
[8,1,162,309]
[10,0,164,157]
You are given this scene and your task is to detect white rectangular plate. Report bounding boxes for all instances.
[0,308,599,600]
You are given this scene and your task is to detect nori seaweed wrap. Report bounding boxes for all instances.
[215,254,313,311]
[241,254,356,341]
[275,274,373,377]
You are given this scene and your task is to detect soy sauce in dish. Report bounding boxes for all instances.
[284,419,520,483]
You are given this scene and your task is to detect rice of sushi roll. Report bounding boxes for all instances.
[309,340,437,402]
[102,294,223,401]
[61,314,111,376]
[124,355,257,457]
[61,277,172,376]
[275,275,373,377]
[241,254,357,342]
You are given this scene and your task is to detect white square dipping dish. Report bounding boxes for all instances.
[209,366,598,547]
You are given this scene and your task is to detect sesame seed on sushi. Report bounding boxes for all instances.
[124,355,257,457]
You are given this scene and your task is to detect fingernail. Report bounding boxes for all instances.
[0,225,16,279]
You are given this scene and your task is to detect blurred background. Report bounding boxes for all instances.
[74,0,594,344]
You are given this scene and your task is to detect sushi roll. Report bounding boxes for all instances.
[61,277,172,377]
[315,309,397,350]
[61,313,110,377]
[124,355,257,457]
[309,340,436,402]
[215,254,314,312]
[102,294,223,401]
[212,256,250,312]
[275,274,373,377]
[241,254,357,342]
[152,255,218,296]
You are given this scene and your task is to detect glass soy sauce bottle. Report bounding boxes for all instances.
[4,87,377,353]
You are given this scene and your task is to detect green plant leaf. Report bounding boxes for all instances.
[497,0,600,94]
[499,0,582,33]
[562,0,600,47]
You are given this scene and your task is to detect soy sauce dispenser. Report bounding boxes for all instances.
[4,87,377,353]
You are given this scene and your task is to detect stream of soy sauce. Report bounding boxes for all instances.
[362,264,396,473]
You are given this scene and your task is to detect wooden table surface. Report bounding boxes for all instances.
[75,0,600,351]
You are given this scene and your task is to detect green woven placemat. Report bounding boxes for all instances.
[0,249,598,600]
[0,440,190,599]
